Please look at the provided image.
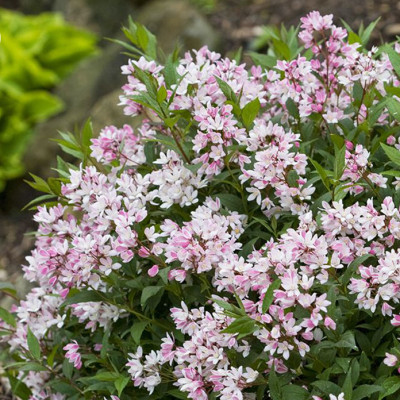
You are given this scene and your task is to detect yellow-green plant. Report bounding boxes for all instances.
[0,9,97,189]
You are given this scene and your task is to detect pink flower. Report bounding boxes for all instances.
[387,135,396,145]
[391,314,400,327]
[63,340,82,369]
[384,352,398,367]
[324,317,336,330]
[148,265,159,277]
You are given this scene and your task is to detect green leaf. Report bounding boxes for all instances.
[272,39,291,60]
[156,85,167,103]
[353,385,382,400]
[342,369,353,400]
[281,385,309,400]
[334,145,346,180]
[22,194,57,211]
[215,76,238,103]
[131,321,149,344]
[340,254,373,285]
[360,18,380,46]
[164,55,178,87]
[386,97,400,121]
[262,279,281,313]
[379,376,400,399]
[239,237,259,258]
[248,52,277,68]
[62,358,74,379]
[233,46,243,64]
[114,375,130,397]
[80,118,93,149]
[47,344,59,368]
[140,286,164,307]
[213,298,245,317]
[386,46,400,78]
[136,24,149,53]
[62,289,104,306]
[381,143,400,166]
[330,133,345,150]
[94,371,119,382]
[242,98,260,129]
[352,81,364,104]
[27,327,41,360]
[348,31,361,44]
[286,98,299,119]
[167,389,189,399]
[7,361,47,372]
[144,141,155,163]
[0,307,16,327]
[47,177,62,196]
[382,170,400,177]
[309,159,331,190]
[184,163,203,174]
[214,193,244,213]
[8,375,32,400]
[335,331,358,351]
[26,173,51,194]
[221,316,257,338]
[268,369,282,400]
[148,133,180,155]
[312,380,342,396]
[100,328,111,359]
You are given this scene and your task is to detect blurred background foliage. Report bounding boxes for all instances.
[0,9,96,190]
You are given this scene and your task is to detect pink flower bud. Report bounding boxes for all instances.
[392,314,400,326]
[148,265,159,277]
[345,140,354,150]
[324,316,336,330]
[138,246,150,258]
[387,135,396,145]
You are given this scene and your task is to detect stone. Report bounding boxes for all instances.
[90,89,140,133]
[53,0,136,38]
[24,41,130,177]
[385,23,400,36]
[138,0,220,54]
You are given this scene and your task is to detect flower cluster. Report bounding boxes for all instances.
[266,11,395,126]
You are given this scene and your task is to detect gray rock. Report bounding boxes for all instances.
[24,42,130,176]
[53,0,136,38]
[138,0,220,54]
[90,89,139,133]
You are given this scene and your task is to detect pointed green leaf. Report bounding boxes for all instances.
[242,98,260,129]
[381,143,400,166]
[262,279,281,313]
[27,327,41,360]
[131,321,149,344]
[0,307,16,328]
[115,375,130,396]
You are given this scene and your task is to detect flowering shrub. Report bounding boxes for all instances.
[4,11,400,400]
